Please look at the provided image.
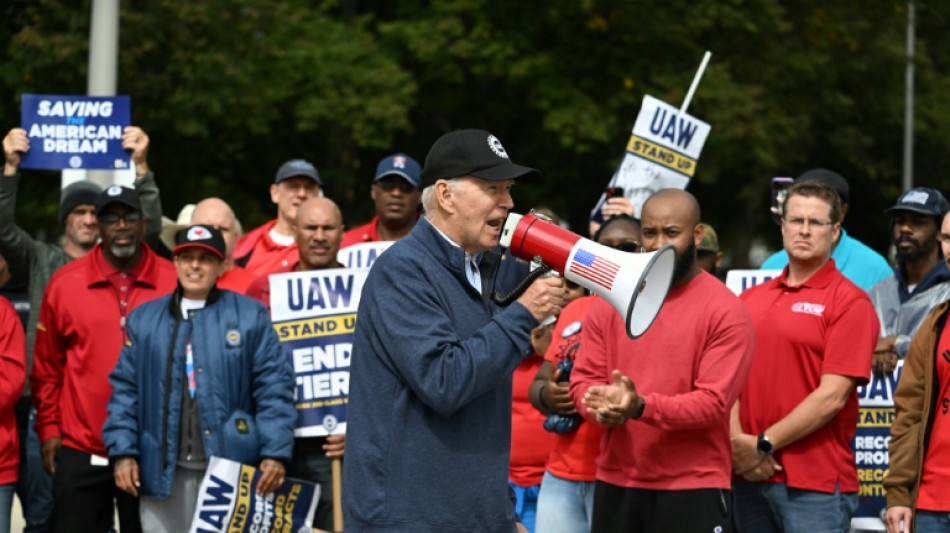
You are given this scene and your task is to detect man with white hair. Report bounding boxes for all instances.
[343,129,565,533]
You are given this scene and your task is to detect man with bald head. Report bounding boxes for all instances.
[571,188,755,533]
[190,198,256,292]
[246,196,346,532]
[731,181,879,532]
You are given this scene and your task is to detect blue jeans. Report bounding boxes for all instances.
[916,510,950,532]
[535,471,595,533]
[509,481,541,533]
[733,481,858,533]
[0,483,13,533]
[14,399,52,533]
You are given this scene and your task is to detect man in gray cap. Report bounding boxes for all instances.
[234,159,322,278]
[760,168,892,291]
[343,129,566,533]
[1,125,161,532]
[868,187,950,375]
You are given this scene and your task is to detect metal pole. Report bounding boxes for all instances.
[902,0,915,191]
[67,0,120,189]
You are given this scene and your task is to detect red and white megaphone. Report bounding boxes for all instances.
[499,212,676,338]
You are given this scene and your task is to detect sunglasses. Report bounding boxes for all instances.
[604,241,642,253]
[374,180,417,194]
[97,212,142,226]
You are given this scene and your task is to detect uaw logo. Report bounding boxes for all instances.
[187,226,211,240]
[901,190,930,205]
[106,184,123,196]
[392,156,406,168]
[487,135,509,159]
[562,320,582,338]
[791,301,825,317]
[226,329,241,348]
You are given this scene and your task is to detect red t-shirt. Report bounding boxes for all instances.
[543,295,602,481]
[571,271,755,490]
[234,219,299,278]
[509,354,556,487]
[916,321,950,510]
[739,260,878,493]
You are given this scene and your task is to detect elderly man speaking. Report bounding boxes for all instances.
[343,129,566,533]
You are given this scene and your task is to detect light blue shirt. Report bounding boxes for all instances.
[760,228,892,292]
[427,217,484,294]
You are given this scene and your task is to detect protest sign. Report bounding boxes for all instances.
[850,361,902,530]
[269,268,367,437]
[591,94,711,221]
[20,94,131,170]
[188,456,318,533]
[724,269,781,296]
[338,241,392,270]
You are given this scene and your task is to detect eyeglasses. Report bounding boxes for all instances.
[374,180,417,194]
[782,217,834,229]
[97,212,142,226]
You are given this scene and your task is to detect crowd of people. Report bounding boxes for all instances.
[0,124,947,533]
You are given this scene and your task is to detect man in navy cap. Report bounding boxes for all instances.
[341,153,422,248]
[760,168,892,291]
[343,129,566,533]
[234,159,322,277]
[868,187,950,376]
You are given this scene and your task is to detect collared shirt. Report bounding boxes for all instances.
[427,218,483,294]
[739,259,879,493]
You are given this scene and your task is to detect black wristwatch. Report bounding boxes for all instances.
[756,432,774,456]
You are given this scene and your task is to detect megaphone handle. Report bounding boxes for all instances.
[492,263,553,306]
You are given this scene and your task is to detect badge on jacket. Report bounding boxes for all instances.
[236,418,249,434]
[226,329,241,347]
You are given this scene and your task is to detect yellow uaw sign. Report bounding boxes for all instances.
[273,314,356,342]
[625,136,698,177]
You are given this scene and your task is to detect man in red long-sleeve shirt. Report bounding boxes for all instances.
[31,186,176,533]
[571,189,755,533]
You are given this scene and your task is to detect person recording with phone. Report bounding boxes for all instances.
[759,169,891,291]
[588,186,636,237]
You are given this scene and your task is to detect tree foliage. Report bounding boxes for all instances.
[2,0,949,265]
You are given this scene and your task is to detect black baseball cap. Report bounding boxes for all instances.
[885,187,950,217]
[794,169,849,204]
[95,185,141,214]
[173,225,226,259]
[419,129,541,187]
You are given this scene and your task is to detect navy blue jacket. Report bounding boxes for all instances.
[342,217,539,532]
[103,286,296,499]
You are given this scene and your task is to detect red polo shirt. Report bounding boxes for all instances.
[31,244,177,456]
[234,219,299,278]
[739,259,878,493]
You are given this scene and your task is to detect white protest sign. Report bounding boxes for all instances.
[595,94,712,220]
[270,268,368,437]
[338,241,393,270]
[725,269,782,296]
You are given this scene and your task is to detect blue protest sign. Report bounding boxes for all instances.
[20,93,131,170]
